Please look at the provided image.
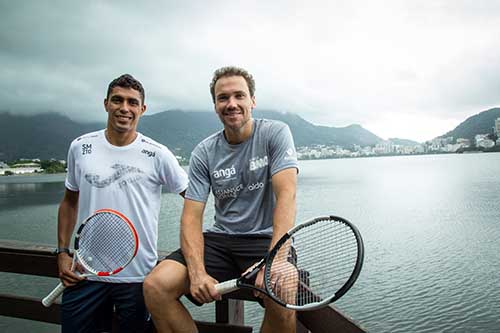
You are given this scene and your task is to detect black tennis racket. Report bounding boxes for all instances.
[215,215,364,311]
[42,209,139,307]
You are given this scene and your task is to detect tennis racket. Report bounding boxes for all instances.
[42,209,139,307]
[215,215,364,311]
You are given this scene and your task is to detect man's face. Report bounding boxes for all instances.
[214,75,256,132]
[104,86,146,134]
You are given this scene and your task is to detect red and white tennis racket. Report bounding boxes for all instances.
[42,209,139,307]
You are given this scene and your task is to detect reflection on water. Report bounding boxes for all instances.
[1,154,500,332]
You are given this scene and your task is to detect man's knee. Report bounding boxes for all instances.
[263,298,296,321]
[143,259,189,302]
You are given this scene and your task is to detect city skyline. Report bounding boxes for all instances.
[1,1,500,142]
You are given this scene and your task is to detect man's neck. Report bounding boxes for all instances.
[105,129,138,147]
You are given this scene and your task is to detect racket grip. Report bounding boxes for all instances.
[42,282,66,307]
[214,279,239,295]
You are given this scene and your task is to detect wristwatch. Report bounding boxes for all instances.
[54,247,71,255]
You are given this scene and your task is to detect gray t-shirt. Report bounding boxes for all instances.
[185,118,299,236]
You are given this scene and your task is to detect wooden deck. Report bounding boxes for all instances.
[0,240,366,332]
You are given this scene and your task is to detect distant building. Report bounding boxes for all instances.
[456,138,470,147]
[495,118,500,134]
[475,134,495,149]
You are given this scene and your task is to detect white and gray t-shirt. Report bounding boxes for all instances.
[185,118,299,236]
[65,130,188,282]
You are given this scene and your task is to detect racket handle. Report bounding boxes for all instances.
[42,282,66,307]
[214,279,239,295]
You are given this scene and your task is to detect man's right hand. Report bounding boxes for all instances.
[189,272,221,304]
[57,253,84,287]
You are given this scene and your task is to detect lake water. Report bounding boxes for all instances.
[1,153,500,332]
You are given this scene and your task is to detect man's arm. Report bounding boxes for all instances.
[269,167,297,248]
[253,167,297,294]
[181,198,221,303]
[57,188,84,286]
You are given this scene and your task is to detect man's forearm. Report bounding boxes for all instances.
[181,215,207,278]
[270,190,296,249]
[57,191,78,248]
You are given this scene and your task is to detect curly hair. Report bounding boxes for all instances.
[209,66,255,103]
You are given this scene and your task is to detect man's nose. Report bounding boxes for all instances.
[120,101,131,111]
[227,96,238,109]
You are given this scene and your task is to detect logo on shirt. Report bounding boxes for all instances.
[141,149,156,158]
[284,148,297,161]
[214,184,243,199]
[82,144,92,155]
[248,182,264,191]
[85,164,144,188]
[213,165,236,179]
[249,156,268,172]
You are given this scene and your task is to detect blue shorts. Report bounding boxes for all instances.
[166,232,271,306]
[61,280,149,333]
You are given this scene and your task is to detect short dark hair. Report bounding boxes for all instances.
[107,74,145,103]
[209,66,255,103]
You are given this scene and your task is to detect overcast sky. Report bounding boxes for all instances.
[1,0,499,142]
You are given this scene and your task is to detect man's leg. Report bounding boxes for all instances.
[261,297,296,333]
[229,235,297,333]
[143,259,196,333]
[112,282,149,333]
[61,281,112,333]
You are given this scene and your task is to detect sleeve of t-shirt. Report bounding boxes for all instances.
[269,123,299,176]
[64,140,79,192]
[158,147,189,194]
[184,147,211,203]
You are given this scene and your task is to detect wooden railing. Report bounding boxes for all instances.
[0,240,366,332]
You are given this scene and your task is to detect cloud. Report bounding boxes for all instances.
[1,0,500,141]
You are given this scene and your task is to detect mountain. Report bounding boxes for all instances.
[388,138,420,146]
[439,107,500,142]
[138,110,383,157]
[0,112,101,161]
[0,110,382,161]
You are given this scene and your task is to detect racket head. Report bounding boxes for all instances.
[264,215,364,310]
[74,209,139,276]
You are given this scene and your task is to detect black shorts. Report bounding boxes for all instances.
[166,232,272,306]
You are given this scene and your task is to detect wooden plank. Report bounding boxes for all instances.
[0,250,58,277]
[297,305,367,333]
[196,321,252,333]
[215,298,245,325]
[296,319,311,333]
[0,294,61,324]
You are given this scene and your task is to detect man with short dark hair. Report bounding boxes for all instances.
[57,74,188,332]
[144,66,298,333]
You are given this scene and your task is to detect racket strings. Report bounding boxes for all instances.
[77,212,136,274]
[267,218,359,306]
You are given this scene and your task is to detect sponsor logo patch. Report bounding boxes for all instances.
[82,144,92,155]
[249,156,268,171]
[248,182,264,191]
[213,165,236,179]
[214,184,243,199]
[141,149,156,158]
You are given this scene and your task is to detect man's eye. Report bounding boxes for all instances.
[217,96,228,101]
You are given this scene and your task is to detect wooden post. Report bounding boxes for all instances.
[216,298,245,325]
